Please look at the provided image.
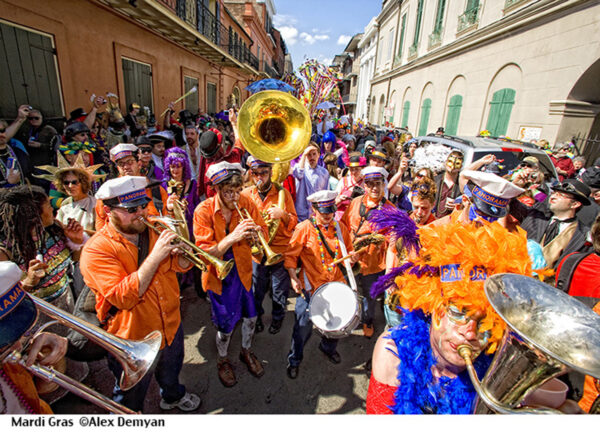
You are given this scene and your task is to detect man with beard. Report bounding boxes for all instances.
[183,124,201,180]
[193,162,266,387]
[80,176,200,412]
[241,156,297,334]
[341,167,396,338]
[94,144,169,230]
[433,151,464,218]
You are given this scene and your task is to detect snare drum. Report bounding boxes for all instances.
[308,282,361,339]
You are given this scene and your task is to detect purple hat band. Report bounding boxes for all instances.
[118,188,147,204]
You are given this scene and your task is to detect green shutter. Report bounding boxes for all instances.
[397,14,406,58]
[418,98,431,136]
[434,0,447,32]
[466,0,479,12]
[486,88,515,136]
[401,101,410,128]
[413,0,424,45]
[445,94,462,135]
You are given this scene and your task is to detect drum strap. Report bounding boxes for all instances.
[314,224,347,276]
[355,197,387,239]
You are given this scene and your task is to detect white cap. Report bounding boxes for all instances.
[307,190,338,213]
[365,140,376,148]
[95,175,150,207]
[110,143,138,162]
[206,162,243,185]
[462,170,525,217]
[362,166,389,180]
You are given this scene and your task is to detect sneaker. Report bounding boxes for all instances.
[363,323,374,338]
[160,392,201,412]
[268,318,283,334]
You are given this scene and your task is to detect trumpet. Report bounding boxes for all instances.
[3,295,162,414]
[139,216,234,280]
[233,203,282,266]
[257,180,286,244]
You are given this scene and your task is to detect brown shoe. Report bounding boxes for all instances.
[217,357,237,387]
[239,349,265,378]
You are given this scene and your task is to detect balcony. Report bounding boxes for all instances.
[408,43,418,60]
[428,28,443,50]
[457,5,480,33]
[264,63,279,78]
[98,0,259,73]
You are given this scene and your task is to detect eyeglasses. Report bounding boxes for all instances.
[520,162,533,168]
[28,116,41,121]
[445,305,490,345]
[123,203,149,214]
[139,147,152,154]
[415,172,426,178]
[63,180,80,186]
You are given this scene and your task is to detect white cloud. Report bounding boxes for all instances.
[280,26,299,46]
[337,34,351,46]
[273,14,297,27]
[300,32,330,45]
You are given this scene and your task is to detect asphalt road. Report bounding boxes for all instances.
[52,286,384,414]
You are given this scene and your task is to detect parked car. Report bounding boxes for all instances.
[414,134,558,182]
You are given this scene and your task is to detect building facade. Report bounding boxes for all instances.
[368,0,600,158]
[355,17,379,122]
[0,0,289,121]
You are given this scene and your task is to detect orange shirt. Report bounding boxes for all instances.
[240,184,297,259]
[95,186,169,231]
[284,219,353,292]
[579,301,600,412]
[193,193,267,295]
[80,222,190,348]
[2,363,52,414]
[340,196,394,275]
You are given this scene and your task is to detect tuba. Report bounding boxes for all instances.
[4,295,162,414]
[458,273,600,414]
[237,90,311,163]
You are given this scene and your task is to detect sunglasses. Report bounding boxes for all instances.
[28,116,41,120]
[115,202,149,214]
[554,182,579,195]
[445,305,490,345]
[63,179,80,186]
[0,128,6,133]
[139,147,152,153]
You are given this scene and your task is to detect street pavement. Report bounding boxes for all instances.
[53,286,384,414]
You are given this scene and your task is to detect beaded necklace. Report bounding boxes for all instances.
[311,217,339,272]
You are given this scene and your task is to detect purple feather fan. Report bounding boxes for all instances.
[371,262,413,298]
[369,205,420,255]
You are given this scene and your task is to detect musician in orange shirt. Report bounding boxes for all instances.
[193,162,267,387]
[81,176,200,412]
[284,190,356,379]
[340,166,396,338]
[241,156,297,334]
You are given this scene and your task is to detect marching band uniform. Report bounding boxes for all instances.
[284,190,354,379]
[81,176,199,412]
[241,156,298,334]
[340,167,395,338]
[193,162,267,387]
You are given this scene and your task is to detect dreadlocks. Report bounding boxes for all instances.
[0,185,47,265]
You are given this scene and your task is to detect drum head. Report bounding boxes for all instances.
[309,282,357,331]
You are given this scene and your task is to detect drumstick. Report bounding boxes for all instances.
[330,246,369,266]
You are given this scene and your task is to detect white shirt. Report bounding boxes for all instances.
[56,195,97,232]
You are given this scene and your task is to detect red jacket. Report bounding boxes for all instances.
[550,156,575,181]
[556,252,600,298]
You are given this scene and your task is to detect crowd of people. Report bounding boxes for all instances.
[0,95,599,415]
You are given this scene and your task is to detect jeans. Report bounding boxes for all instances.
[287,291,338,367]
[107,324,186,412]
[383,291,403,328]
[357,270,385,326]
[252,260,291,322]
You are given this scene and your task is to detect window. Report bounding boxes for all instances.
[122,58,153,111]
[445,94,462,135]
[413,0,425,46]
[486,88,516,136]
[434,0,447,33]
[397,14,407,60]
[458,0,480,32]
[206,82,217,113]
[418,98,431,136]
[387,28,395,61]
[0,20,64,119]
[401,101,411,128]
[184,76,199,114]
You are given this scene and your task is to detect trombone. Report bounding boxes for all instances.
[233,203,282,266]
[139,216,234,280]
[4,295,162,414]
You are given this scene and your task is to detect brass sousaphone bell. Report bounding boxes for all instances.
[459,273,600,414]
[237,90,311,163]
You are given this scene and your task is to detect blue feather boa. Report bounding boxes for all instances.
[386,310,492,414]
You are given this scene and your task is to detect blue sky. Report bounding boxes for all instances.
[273,0,382,69]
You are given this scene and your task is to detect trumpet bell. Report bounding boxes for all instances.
[238,90,311,163]
[469,273,600,413]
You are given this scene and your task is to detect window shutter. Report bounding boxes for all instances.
[397,14,406,58]
[401,101,411,128]
[418,98,431,136]
[445,94,462,135]
[434,0,447,32]
[413,0,425,45]
[486,88,515,136]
